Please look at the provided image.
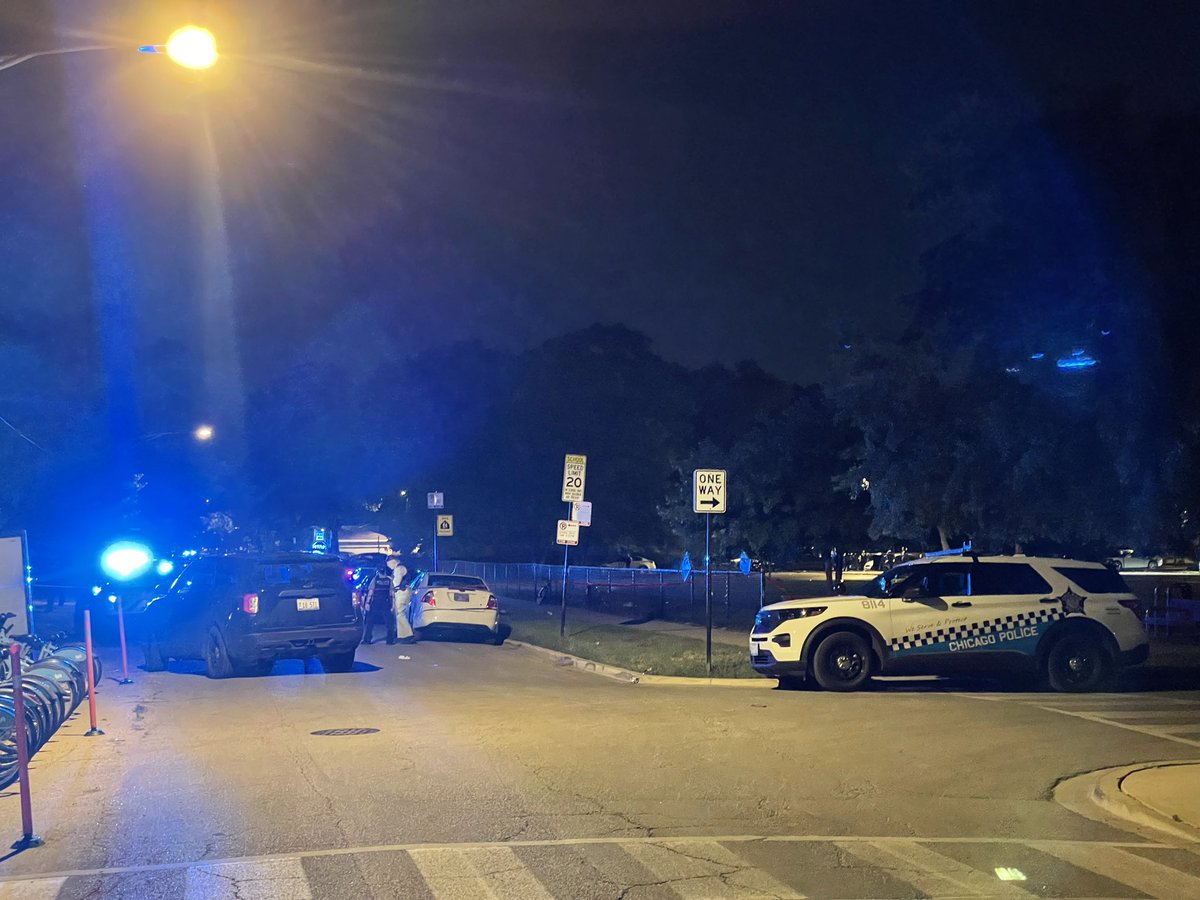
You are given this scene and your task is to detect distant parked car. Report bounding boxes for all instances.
[603,555,657,569]
[141,553,361,677]
[403,572,501,643]
[1104,550,1164,571]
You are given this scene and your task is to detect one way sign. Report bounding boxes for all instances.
[693,469,727,514]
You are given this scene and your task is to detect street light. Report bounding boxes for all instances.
[194,424,215,442]
[164,26,218,70]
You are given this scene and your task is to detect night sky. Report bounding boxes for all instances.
[4,1,1200,383]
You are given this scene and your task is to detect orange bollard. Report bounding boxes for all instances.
[8,644,44,849]
[83,610,104,737]
[115,598,133,685]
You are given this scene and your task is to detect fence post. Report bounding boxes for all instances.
[8,645,44,850]
[724,572,731,626]
[83,610,104,737]
[116,598,133,685]
[658,570,665,620]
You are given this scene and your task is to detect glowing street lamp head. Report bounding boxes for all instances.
[194,424,215,441]
[166,25,218,70]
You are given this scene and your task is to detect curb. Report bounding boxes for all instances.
[1053,760,1200,844]
[504,640,778,688]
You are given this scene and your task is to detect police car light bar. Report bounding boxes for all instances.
[923,541,974,559]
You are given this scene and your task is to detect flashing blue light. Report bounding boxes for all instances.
[137,45,164,54]
[1071,348,1086,357]
[156,559,175,576]
[107,594,118,604]
[1056,355,1098,370]
[1030,352,1045,360]
[91,585,102,596]
[100,541,153,581]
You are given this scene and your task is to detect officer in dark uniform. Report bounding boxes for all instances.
[362,567,397,645]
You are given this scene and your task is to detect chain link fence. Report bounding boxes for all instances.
[442,560,766,630]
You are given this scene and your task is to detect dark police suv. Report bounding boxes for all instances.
[141,553,362,678]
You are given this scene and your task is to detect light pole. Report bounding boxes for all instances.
[0,25,219,74]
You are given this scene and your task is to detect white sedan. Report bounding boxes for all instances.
[403,572,501,643]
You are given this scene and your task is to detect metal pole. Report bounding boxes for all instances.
[560,502,571,638]
[83,610,104,737]
[116,597,133,684]
[8,644,44,849]
[705,513,712,675]
[433,525,438,572]
[759,571,765,608]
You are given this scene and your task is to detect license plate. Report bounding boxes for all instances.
[453,592,470,603]
[296,598,320,611]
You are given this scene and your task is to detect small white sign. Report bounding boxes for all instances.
[427,492,444,510]
[693,468,727,514]
[436,515,454,536]
[571,500,593,527]
[556,519,580,546]
[561,454,587,503]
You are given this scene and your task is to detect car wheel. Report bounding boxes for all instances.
[776,675,806,690]
[142,640,167,672]
[204,628,234,679]
[811,631,873,692]
[1045,632,1109,693]
[488,628,504,646]
[320,651,356,673]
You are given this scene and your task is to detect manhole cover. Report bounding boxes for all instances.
[310,728,380,736]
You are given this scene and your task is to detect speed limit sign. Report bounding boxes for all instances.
[561,454,587,503]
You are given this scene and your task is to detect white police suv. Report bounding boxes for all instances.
[750,550,1150,692]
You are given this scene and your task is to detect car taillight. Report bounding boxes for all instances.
[486,595,498,609]
[1117,598,1143,619]
[422,590,437,606]
[242,593,259,615]
[345,568,355,581]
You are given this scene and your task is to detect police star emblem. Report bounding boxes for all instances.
[1058,588,1086,615]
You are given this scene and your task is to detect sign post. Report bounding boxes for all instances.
[693,469,728,675]
[427,492,445,569]
[559,455,587,637]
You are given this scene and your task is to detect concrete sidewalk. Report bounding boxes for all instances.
[500,595,749,647]
[1119,762,1200,839]
[1058,760,1200,844]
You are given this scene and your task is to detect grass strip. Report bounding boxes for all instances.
[502,603,758,678]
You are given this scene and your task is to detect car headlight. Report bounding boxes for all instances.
[779,606,827,622]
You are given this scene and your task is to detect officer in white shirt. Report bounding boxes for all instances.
[387,556,416,643]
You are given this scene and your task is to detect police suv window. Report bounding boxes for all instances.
[1052,566,1129,594]
[970,563,1051,595]
[924,565,970,597]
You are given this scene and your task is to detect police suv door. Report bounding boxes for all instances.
[964,561,1058,665]
[886,563,972,674]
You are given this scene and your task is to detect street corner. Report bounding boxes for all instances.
[507,639,778,687]
[1053,759,1200,844]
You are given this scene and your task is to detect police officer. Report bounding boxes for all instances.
[362,567,397,645]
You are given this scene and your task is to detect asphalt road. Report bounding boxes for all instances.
[2,637,1199,898]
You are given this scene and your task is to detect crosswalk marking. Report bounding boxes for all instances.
[1044,842,1200,900]
[835,840,1033,897]
[4,835,1200,898]
[407,846,554,899]
[0,877,67,900]
[959,692,1200,748]
[184,858,312,900]
[620,840,805,899]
